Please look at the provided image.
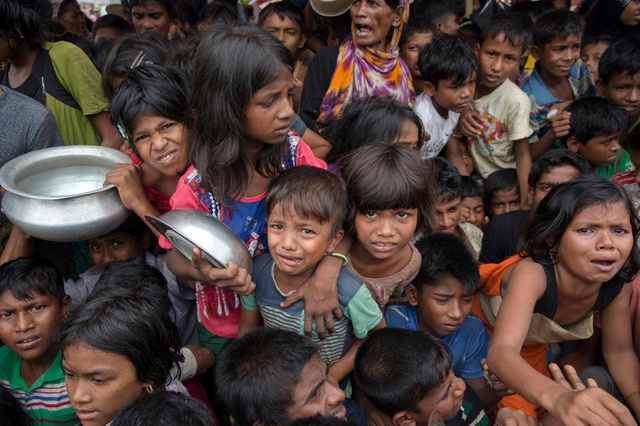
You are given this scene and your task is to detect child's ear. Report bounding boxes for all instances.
[566,136,581,153]
[596,78,606,95]
[405,284,419,307]
[474,43,481,56]
[423,81,435,97]
[392,411,416,426]
[60,295,72,321]
[327,229,345,253]
[530,45,541,61]
[140,231,152,251]
[392,6,404,28]
[297,34,307,50]
[527,186,534,208]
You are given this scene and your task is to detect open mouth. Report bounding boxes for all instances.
[355,24,373,36]
[156,150,177,164]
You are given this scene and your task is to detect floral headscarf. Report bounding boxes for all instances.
[317,0,414,127]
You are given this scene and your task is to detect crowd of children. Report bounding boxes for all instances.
[3,0,640,425]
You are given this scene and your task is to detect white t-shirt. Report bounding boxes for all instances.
[415,93,460,159]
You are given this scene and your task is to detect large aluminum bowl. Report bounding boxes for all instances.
[0,146,132,242]
[146,210,253,274]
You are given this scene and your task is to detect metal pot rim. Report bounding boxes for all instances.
[0,146,132,201]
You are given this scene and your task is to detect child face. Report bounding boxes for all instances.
[0,291,70,362]
[424,73,476,118]
[394,119,421,150]
[568,133,621,168]
[530,164,582,209]
[535,34,581,80]
[353,209,418,262]
[261,14,306,57]
[476,33,524,91]
[62,343,147,426]
[407,276,473,339]
[489,187,521,217]
[87,231,148,271]
[580,41,609,83]
[435,196,462,234]
[400,31,434,80]
[554,201,633,285]
[601,71,640,116]
[131,114,190,177]
[286,354,347,420]
[245,71,295,145]
[460,196,485,228]
[410,369,466,422]
[267,203,342,280]
[130,0,172,37]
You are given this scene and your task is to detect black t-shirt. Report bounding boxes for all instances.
[480,210,530,264]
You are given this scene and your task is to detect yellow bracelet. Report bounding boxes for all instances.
[626,388,640,404]
[325,252,348,266]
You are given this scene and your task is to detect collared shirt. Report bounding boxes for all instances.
[0,347,79,425]
[522,60,596,144]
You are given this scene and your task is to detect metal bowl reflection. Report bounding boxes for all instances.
[0,146,132,242]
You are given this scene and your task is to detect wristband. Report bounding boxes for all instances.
[626,388,640,404]
[325,252,348,266]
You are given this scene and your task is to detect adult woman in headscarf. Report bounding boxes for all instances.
[300,0,413,137]
[584,0,640,39]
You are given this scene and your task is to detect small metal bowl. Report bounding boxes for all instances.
[146,210,253,274]
[0,146,132,242]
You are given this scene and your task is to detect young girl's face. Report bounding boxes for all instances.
[395,119,421,149]
[353,208,418,261]
[244,71,295,146]
[554,201,634,285]
[131,114,190,177]
[62,343,147,426]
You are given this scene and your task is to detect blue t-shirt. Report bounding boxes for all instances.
[384,303,490,379]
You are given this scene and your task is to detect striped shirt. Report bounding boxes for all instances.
[0,347,79,425]
[242,254,382,366]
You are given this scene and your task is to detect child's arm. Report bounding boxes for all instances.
[529,103,571,160]
[104,163,165,238]
[600,284,640,419]
[282,235,353,339]
[513,138,532,211]
[488,260,635,424]
[0,226,35,265]
[443,134,471,177]
[89,111,124,150]
[329,318,386,383]
[166,247,255,295]
[237,301,262,338]
[301,128,331,160]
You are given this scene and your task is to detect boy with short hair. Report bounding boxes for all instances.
[399,16,436,92]
[416,35,477,174]
[432,159,483,260]
[413,0,465,36]
[521,9,597,160]
[354,328,489,426]
[92,13,134,43]
[217,327,354,426]
[480,149,590,264]
[0,257,78,425]
[580,34,610,86]
[483,168,521,218]
[562,96,630,178]
[598,35,640,120]
[385,233,499,412]
[258,2,312,112]
[238,166,384,382]
[459,13,533,210]
[459,176,486,229]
